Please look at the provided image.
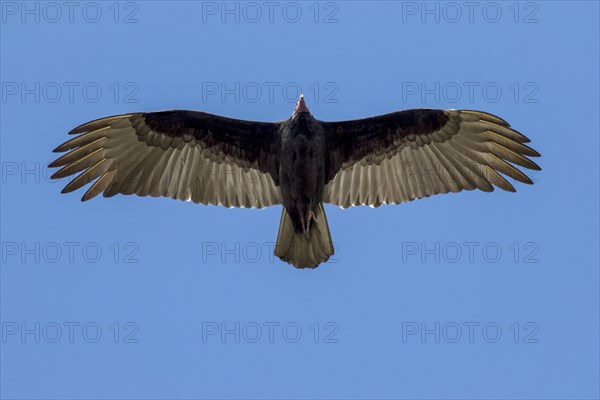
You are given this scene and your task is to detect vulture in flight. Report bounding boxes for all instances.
[50,96,541,269]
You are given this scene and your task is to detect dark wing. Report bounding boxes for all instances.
[50,111,282,208]
[321,109,541,208]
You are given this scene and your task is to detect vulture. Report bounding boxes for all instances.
[50,96,541,269]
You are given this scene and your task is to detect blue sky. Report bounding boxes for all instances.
[1,1,598,399]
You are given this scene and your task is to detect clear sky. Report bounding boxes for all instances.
[1,1,599,399]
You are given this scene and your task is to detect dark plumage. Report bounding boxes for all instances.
[50,96,541,268]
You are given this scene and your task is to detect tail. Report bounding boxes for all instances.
[274,203,334,269]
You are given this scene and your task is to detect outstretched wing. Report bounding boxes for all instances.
[321,109,541,208]
[50,111,282,208]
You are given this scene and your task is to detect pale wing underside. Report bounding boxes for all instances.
[322,110,541,208]
[50,114,282,208]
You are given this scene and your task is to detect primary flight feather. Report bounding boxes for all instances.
[50,96,541,268]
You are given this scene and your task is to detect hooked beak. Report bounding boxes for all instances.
[293,95,310,114]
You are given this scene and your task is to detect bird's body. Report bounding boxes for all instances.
[50,96,541,269]
[279,109,327,233]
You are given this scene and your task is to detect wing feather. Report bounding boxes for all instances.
[50,111,282,207]
[61,158,111,194]
[322,109,540,207]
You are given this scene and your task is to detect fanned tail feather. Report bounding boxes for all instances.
[274,203,333,269]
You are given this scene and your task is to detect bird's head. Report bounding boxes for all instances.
[293,95,310,115]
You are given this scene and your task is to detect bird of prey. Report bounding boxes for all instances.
[50,96,541,269]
